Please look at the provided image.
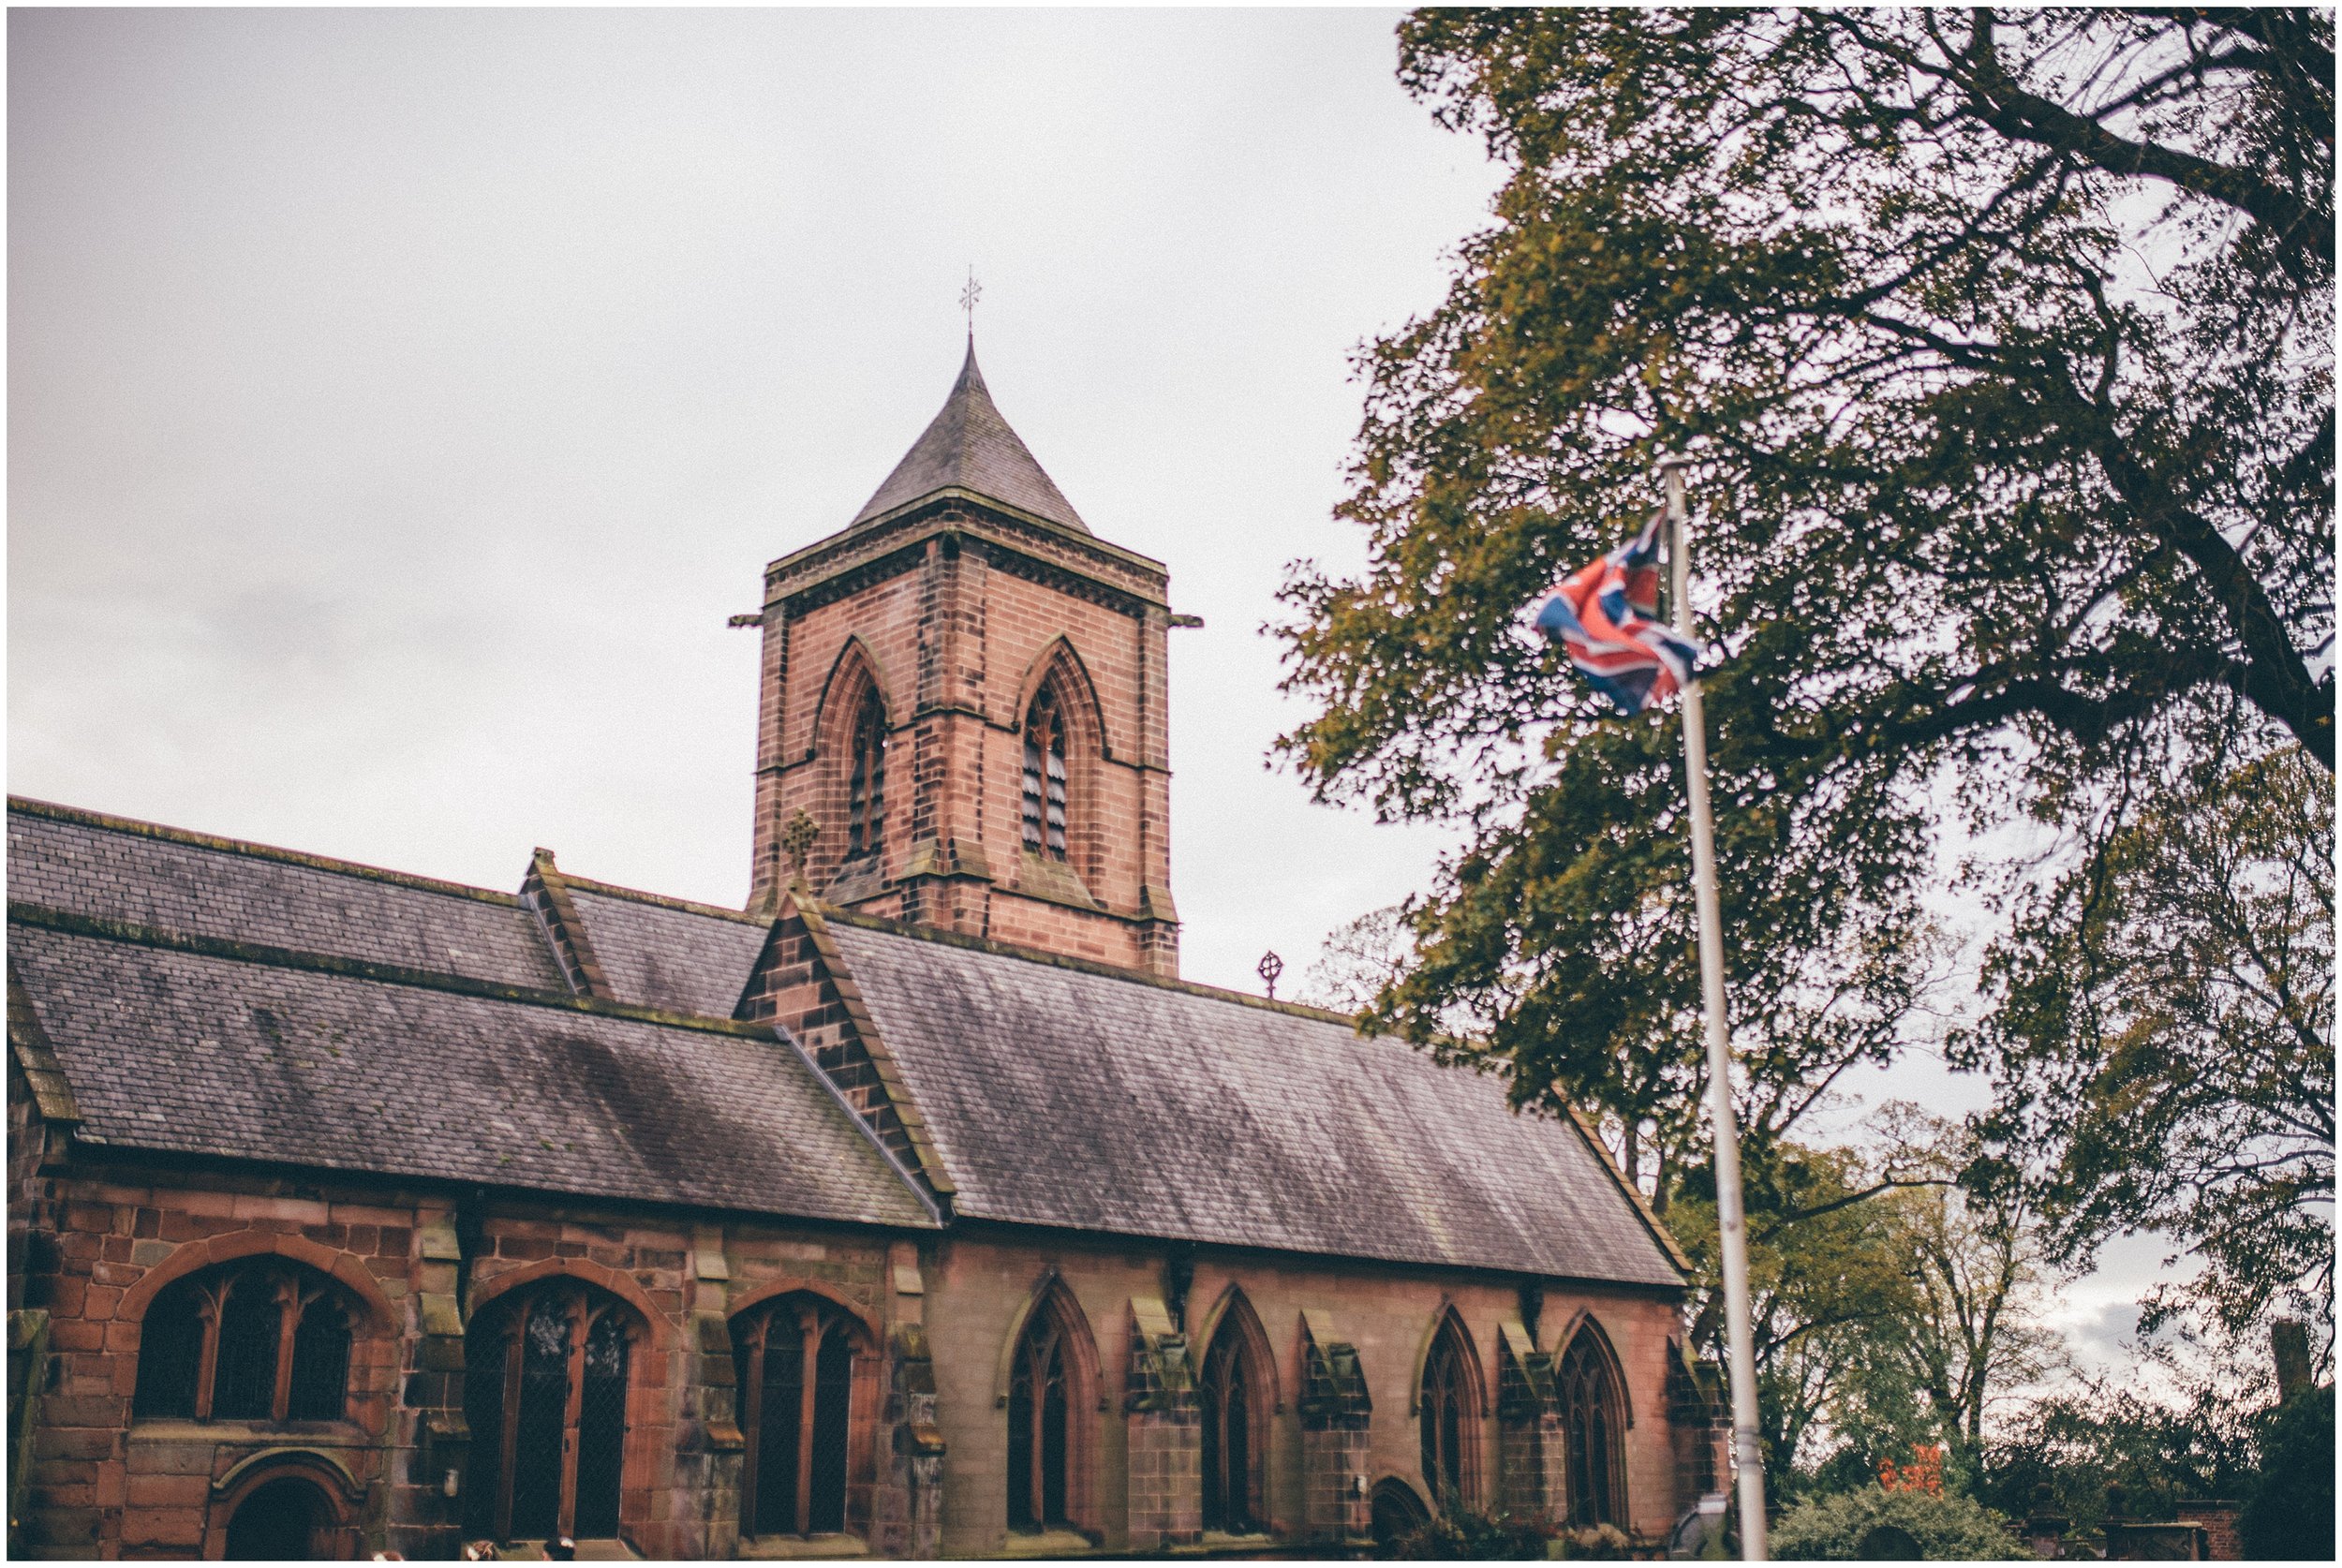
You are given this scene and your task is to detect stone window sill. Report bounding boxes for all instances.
[999,1528,1101,1558]
[739,1533,868,1560]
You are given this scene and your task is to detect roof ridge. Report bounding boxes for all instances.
[7,796,523,909]
[7,901,772,1039]
[812,902,1360,1024]
[556,870,767,925]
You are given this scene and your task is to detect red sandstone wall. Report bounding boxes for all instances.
[10,1153,895,1561]
[920,1228,1693,1556]
[752,508,1176,974]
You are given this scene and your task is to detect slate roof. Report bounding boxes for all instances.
[818,916,1685,1287]
[6,921,931,1227]
[563,882,770,1017]
[850,343,1089,533]
[4,796,1682,1284]
[5,798,930,1228]
[7,800,564,992]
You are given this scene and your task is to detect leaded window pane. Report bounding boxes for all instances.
[574,1309,630,1537]
[211,1276,283,1421]
[510,1294,572,1539]
[131,1282,204,1419]
[287,1293,352,1421]
[755,1313,805,1536]
[808,1324,852,1533]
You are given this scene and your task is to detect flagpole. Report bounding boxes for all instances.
[1662,455,1769,1561]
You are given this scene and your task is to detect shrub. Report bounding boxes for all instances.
[1382,1506,1555,1560]
[1769,1487,2032,1561]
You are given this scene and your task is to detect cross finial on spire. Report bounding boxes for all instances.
[959,266,982,338]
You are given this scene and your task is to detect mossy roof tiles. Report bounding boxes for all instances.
[7,801,563,992]
[818,918,1683,1286]
[563,886,769,1018]
[7,922,933,1228]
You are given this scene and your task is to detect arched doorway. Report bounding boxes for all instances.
[223,1475,334,1560]
[464,1280,639,1545]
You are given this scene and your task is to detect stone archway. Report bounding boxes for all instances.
[204,1454,360,1561]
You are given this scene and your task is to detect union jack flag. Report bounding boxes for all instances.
[1532,510,1703,715]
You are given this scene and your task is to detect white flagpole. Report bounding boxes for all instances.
[1661,455,1770,1561]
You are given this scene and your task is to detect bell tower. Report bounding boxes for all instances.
[749,343,1180,976]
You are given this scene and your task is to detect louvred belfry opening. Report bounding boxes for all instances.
[1021,688,1068,860]
[847,689,886,859]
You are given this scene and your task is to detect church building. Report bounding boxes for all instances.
[7,347,1723,1560]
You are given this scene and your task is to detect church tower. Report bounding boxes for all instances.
[749,344,1180,976]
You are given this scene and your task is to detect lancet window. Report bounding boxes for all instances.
[1559,1328,1627,1527]
[1006,1303,1075,1530]
[1418,1316,1480,1511]
[1199,1308,1267,1534]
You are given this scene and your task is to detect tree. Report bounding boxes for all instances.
[1976,1361,2257,1538]
[1294,904,1413,1016]
[1870,1111,2065,1466]
[1964,740,2335,1349]
[1272,8,2333,1178]
[1668,1115,2060,1497]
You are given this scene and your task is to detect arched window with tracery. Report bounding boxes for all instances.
[733,1294,867,1541]
[1558,1327,1627,1528]
[846,689,887,859]
[1007,1286,1097,1533]
[132,1261,355,1424]
[1020,687,1068,860]
[1199,1298,1270,1534]
[1418,1315,1482,1512]
[464,1280,636,1544]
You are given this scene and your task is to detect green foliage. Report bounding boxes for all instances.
[1963,741,2335,1344]
[1670,1117,2061,1495]
[1380,1507,1634,1561]
[1974,1364,2256,1537]
[1274,7,2335,1197]
[1768,1487,2033,1561]
[2240,1383,2335,1560]
[1380,1505,1553,1560]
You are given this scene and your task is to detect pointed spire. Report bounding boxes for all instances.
[849,342,1089,534]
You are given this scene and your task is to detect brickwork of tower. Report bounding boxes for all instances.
[749,349,1179,975]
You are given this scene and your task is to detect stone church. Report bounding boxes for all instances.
[7,347,1724,1560]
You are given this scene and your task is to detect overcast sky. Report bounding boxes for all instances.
[8,7,2168,1366]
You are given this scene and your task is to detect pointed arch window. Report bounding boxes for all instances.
[1199,1308,1268,1534]
[1558,1329,1626,1528]
[847,689,887,859]
[733,1294,864,1540]
[464,1281,635,1544]
[1020,688,1068,860]
[1419,1317,1480,1511]
[131,1261,356,1425]
[1007,1306,1074,1530]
